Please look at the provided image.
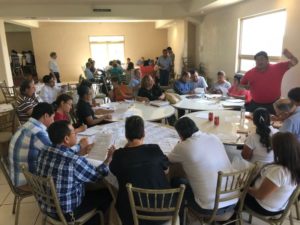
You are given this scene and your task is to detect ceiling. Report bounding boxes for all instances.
[1,0,246,26]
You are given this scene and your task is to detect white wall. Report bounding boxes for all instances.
[168,20,187,76]
[196,0,300,97]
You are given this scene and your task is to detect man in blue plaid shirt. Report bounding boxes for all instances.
[37,120,113,224]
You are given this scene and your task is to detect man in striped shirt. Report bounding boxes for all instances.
[9,103,54,188]
[17,79,39,124]
[37,120,113,224]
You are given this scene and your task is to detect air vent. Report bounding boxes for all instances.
[93,8,112,12]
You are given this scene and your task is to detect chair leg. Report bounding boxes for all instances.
[289,212,294,225]
[42,214,47,225]
[248,214,252,224]
[183,207,187,225]
[12,196,18,214]
[14,197,22,225]
[295,200,300,220]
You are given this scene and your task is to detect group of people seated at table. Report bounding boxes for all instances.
[8,102,300,225]
[173,69,252,103]
[8,47,300,225]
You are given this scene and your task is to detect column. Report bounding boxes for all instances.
[0,20,13,86]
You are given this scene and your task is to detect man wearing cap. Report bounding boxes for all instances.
[240,49,298,114]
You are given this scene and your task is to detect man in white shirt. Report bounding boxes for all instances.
[39,75,61,104]
[168,117,235,225]
[48,52,61,83]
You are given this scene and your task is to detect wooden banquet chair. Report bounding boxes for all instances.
[23,168,104,225]
[183,164,257,225]
[126,183,185,225]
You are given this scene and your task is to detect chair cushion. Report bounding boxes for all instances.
[0,132,12,143]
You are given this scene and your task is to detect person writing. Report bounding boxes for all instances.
[228,73,251,103]
[244,132,300,216]
[241,108,277,165]
[109,116,170,225]
[137,75,165,102]
[240,49,298,114]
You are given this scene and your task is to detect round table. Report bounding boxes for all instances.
[98,101,175,122]
[185,110,255,145]
[77,121,180,187]
[173,94,245,111]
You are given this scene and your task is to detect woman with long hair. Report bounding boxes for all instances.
[54,93,86,133]
[242,108,277,164]
[244,132,300,215]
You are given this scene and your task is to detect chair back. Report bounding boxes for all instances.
[0,109,15,133]
[69,107,79,127]
[22,168,68,225]
[208,164,257,224]
[0,85,18,104]
[126,183,185,225]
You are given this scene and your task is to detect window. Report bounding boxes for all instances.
[89,36,125,69]
[237,10,287,72]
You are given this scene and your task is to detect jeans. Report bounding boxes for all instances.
[159,70,170,86]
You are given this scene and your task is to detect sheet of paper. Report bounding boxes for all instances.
[77,129,99,136]
[195,112,209,119]
[86,158,103,167]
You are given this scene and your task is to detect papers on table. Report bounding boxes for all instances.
[86,158,103,167]
[150,100,170,107]
[205,94,222,99]
[77,129,99,136]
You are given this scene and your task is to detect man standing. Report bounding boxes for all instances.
[48,52,61,83]
[157,49,172,86]
[241,49,298,114]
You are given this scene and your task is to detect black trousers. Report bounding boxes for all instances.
[53,72,61,83]
[159,69,170,86]
[49,188,112,225]
[245,100,276,115]
[244,194,283,216]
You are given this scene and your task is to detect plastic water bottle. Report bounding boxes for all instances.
[240,105,245,126]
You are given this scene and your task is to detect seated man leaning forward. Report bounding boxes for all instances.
[279,87,300,142]
[110,115,170,225]
[76,84,112,127]
[36,120,113,225]
[17,79,39,124]
[9,103,54,188]
[173,71,194,95]
[168,117,235,225]
[210,70,231,95]
[189,69,208,92]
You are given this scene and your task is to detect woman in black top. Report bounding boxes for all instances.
[76,84,111,127]
[109,116,170,225]
[137,75,165,102]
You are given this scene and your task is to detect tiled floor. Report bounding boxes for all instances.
[0,169,299,225]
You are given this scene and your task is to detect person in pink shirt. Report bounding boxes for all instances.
[228,73,252,103]
[240,49,298,114]
[54,94,86,133]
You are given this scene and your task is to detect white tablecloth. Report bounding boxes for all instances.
[77,121,179,187]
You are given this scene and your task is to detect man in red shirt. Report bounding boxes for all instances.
[241,49,298,114]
